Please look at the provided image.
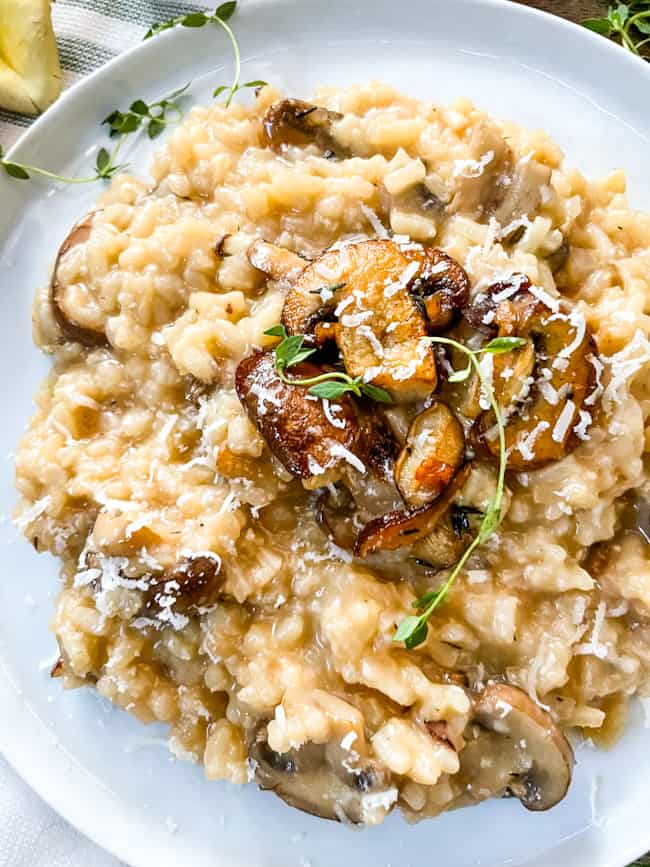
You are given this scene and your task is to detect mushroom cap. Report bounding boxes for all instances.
[465,683,574,811]
[406,247,470,333]
[235,350,361,482]
[50,212,109,347]
[262,98,348,158]
[250,730,396,825]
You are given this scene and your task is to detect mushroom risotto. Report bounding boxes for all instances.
[14,82,650,824]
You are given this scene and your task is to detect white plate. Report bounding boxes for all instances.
[2,1,650,865]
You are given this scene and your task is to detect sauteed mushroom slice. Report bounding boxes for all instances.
[355,464,472,557]
[379,182,445,241]
[476,297,597,470]
[491,339,536,408]
[460,684,573,811]
[250,729,395,824]
[247,239,307,286]
[395,403,465,508]
[331,240,438,400]
[406,247,470,332]
[144,555,223,616]
[262,98,349,158]
[235,351,361,482]
[50,213,109,347]
[274,238,438,398]
[412,505,476,570]
[447,121,513,219]
[493,158,552,232]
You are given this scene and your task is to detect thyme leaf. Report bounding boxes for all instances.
[264,324,392,403]
[144,2,268,107]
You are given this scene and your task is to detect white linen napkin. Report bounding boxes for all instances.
[0,756,122,867]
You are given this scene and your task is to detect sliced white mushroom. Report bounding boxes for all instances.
[493,159,552,234]
[459,683,574,811]
[447,121,513,219]
[249,728,395,824]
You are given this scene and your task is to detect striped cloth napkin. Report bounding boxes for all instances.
[0,0,211,149]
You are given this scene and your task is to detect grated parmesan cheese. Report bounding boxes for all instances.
[551,400,576,443]
[13,496,51,531]
[573,409,592,441]
[357,324,385,357]
[528,284,560,312]
[453,150,494,178]
[516,421,550,461]
[574,601,608,660]
[322,399,346,430]
[329,443,366,474]
[360,204,389,239]
[341,310,373,328]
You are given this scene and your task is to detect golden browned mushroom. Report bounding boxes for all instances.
[406,247,470,333]
[144,555,223,616]
[255,238,439,400]
[235,350,362,483]
[50,213,109,347]
[412,505,476,570]
[394,403,465,508]
[328,240,438,400]
[458,683,574,811]
[475,292,598,470]
[247,239,307,286]
[262,98,349,158]
[249,726,395,824]
[355,464,471,557]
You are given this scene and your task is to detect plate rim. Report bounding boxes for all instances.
[2,1,650,865]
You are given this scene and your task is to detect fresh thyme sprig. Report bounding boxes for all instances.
[583,2,650,55]
[1,83,189,184]
[144,2,268,108]
[264,324,393,403]
[103,83,190,140]
[393,335,523,650]
[0,138,128,183]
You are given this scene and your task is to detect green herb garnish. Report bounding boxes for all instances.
[103,83,190,140]
[393,334,513,650]
[0,138,128,184]
[583,2,650,55]
[144,2,268,107]
[445,336,527,384]
[0,82,190,185]
[264,324,393,403]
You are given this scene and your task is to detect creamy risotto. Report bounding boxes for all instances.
[14,82,650,824]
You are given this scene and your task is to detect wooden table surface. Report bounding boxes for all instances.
[516,0,606,19]
[517,3,648,865]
